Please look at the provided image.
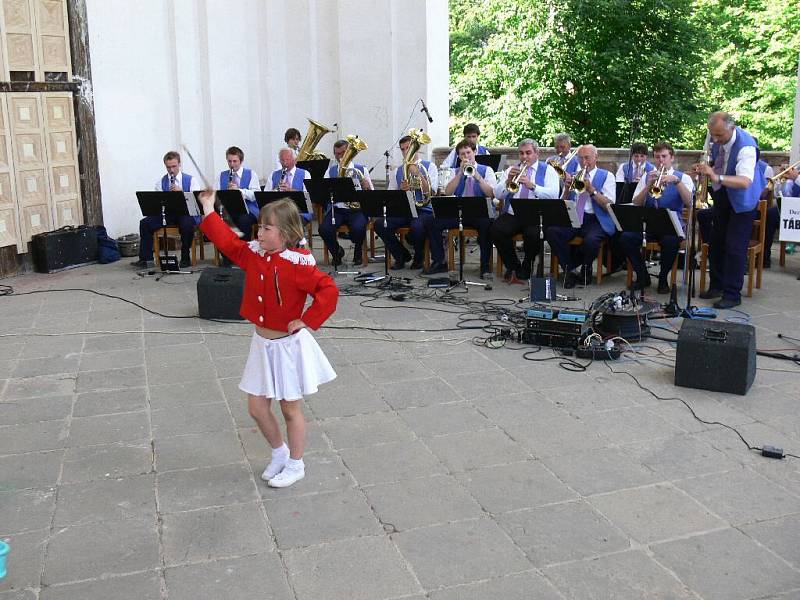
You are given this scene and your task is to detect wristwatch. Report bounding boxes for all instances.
[589,191,597,199]
[718,174,725,185]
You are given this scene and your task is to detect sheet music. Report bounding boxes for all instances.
[184,192,200,217]
[405,192,419,218]
[565,200,581,228]
[668,209,685,238]
[606,205,623,232]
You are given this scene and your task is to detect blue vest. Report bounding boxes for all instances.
[789,181,800,197]
[571,168,615,235]
[271,168,311,220]
[503,162,549,214]
[622,161,655,181]
[219,168,257,216]
[161,173,192,192]
[453,145,489,168]
[756,160,769,191]
[710,127,762,213]
[454,163,488,197]
[645,170,685,214]
[396,160,433,211]
[549,154,579,175]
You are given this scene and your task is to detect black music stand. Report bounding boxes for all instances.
[509,198,581,281]
[136,191,194,274]
[475,154,501,172]
[616,181,638,205]
[297,159,330,180]
[431,195,491,291]
[304,178,361,275]
[255,191,310,215]
[357,190,417,284]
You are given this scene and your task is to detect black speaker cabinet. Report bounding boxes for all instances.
[32,226,98,273]
[674,319,756,395]
[197,267,245,320]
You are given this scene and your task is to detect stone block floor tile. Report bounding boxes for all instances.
[39,571,162,600]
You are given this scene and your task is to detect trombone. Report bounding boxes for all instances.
[765,158,800,193]
[547,148,578,179]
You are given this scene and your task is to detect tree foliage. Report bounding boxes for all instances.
[450,0,800,150]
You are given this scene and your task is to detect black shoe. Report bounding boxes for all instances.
[410,257,424,270]
[699,288,722,300]
[353,247,365,265]
[579,265,593,285]
[331,246,345,267]
[763,258,772,269]
[515,268,531,281]
[564,271,578,289]
[502,269,514,283]
[422,262,448,275]
[131,259,150,269]
[390,258,407,270]
[337,231,351,241]
[713,297,741,309]
[657,280,670,294]
[179,258,191,269]
[480,265,492,280]
[631,274,652,291]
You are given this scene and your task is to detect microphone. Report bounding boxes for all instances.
[420,99,433,123]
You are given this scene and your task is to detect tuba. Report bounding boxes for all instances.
[402,128,433,207]
[547,148,579,179]
[296,118,334,162]
[338,135,368,209]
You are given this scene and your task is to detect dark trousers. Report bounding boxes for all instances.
[764,205,779,262]
[429,217,491,269]
[697,207,713,245]
[139,215,196,261]
[374,214,430,263]
[232,212,258,241]
[490,212,542,274]
[546,213,607,272]
[319,207,368,257]
[618,231,680,283]
[709,190,757,302]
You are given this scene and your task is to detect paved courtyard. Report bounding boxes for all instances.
[1,240,800,600]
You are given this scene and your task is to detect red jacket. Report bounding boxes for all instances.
[200,213,338,331]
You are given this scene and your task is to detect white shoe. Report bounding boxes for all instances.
[267,466,305,488]
[260,455,288,482]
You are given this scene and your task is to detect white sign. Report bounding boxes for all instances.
[23,143,35,158]
[59,174,69,188]
[18,106,31,121]
[30,213,41,228]
[779,196,800,242]
[26,177,37,193]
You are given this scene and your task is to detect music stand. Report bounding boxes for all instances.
[431,195,492,291]
[616,181,638,205]
[357,189,417,284]
[475,154,501,172]
[136,191,194,274]
[297,159,330,180]
[255,191,310,215]
[510,198,581,280]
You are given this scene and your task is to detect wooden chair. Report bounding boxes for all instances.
[494,233,524,277]
[698,199,767,297]
[153,227,205,266]
[549,237,611,284]
[383,226,430,271]
[323,222,371,266]
[446,228,492,272]
[625,240,683,288]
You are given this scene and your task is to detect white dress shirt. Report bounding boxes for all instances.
[632,167,695,199]
[581,167,616,214]
[493,161,559,215]
[153,170,203,192]
[228,166,261,204]
[441,146,489,169]
[719,129,757,181]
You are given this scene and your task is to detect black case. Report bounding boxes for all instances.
[674,319,756,395]
[32,226,98,273]
[197,267,245,320]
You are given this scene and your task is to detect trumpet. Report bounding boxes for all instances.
[765,158,800,192]
[464,164,476,177]
[506,161,530,194]
[547,148,579,179]
[649,165,667,198]
[569,168,587,193]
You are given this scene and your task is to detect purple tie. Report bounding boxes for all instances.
[575,191,589,223]
[520,167,533,199]
[234,173,241,187]
[712,146,726,191]
[465,176,475,196]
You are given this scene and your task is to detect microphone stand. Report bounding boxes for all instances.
[621,115,640,204]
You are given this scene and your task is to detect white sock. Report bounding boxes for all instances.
[286,457,304,471]
[272,443,289,459]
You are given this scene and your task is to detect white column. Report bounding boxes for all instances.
[791,53,800,163]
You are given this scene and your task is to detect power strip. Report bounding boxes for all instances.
[575,346,622,360]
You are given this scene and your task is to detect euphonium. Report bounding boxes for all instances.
[402,128,433,207]
[547,148,579,179]
[296,117,334,162]
[506,161,530,194]
[339,135,368,209]
[765,158,800,192]
[649,165,667,198]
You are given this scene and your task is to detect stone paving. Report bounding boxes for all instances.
[1,240,800,599]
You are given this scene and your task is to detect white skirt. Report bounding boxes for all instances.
[239,329,336,400]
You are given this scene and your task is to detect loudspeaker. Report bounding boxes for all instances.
[197,267,245,320]
[32,226,98,273]
[674,319,756,395]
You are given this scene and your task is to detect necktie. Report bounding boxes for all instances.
[575,191,589,223]
[520,167,533,199]
[465,176,475,196]
[712,146,726,191]
[234,173,241,187]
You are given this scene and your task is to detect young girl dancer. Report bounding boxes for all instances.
[198,191,338,487]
